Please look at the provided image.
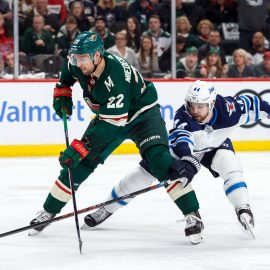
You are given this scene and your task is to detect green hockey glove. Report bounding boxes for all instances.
[53,87,73,118]
[59,139,91,169]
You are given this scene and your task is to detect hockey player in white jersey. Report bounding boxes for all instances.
[82,80,270,241]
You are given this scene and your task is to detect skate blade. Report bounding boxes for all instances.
[188,233,203,245]
[81,223,92,230]
[28,229,41,236]
[242,215,255,240]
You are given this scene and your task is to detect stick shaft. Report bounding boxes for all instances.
[0,180,167,238]
[62,110,83,253]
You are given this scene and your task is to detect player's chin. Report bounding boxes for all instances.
[81,69,90,75]
[193,116,201,121]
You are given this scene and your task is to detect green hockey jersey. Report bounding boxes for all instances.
[57,52,158,127]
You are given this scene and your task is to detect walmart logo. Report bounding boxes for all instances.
[0,101,85,122]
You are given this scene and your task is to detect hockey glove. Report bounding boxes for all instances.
[53,87,73,118]
[169,155,201,187]
[59,139,91,169]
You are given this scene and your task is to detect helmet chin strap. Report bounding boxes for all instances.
[91,55,103,74]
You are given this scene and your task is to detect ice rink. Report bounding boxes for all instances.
[1,152,270,270]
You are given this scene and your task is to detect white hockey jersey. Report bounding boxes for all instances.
[169,94,270,158]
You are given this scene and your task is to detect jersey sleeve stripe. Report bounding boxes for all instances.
[99,115,128,126]
[170,137,194,147]
[168,129,191,141]
[127,101,158,124]
[99,113,128,119]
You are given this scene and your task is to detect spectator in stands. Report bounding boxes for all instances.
[156,0,170,32]
[114,0,132,9]
[0,12,13,55]
[227,48,256,78]
[196,19,214,47]
[48,0,67,23]
[176,16,200,49]
[199,47,225,78]
[23,0,61,34]
[83,0,98,27]
[55,15,80,58]
[107,30,140,70]
[3,52,29,74]
[69,0,98,28]
[136,35,159,78]
[90,15,115,49]
[19,0,33,35]
[250,31,268,65]
[158,0,205,33]
[198,29,227,66]
[254,51,270,77]
[142,14,171,58]
[236,0,268,53]
[205,0,237,28]
[97,0,127,32]
[125,16,141,53]
[246,52,253,65]
[22,14,54,55]
[0,0,12,22]
[159,35,187,73]
[176,0,205,30]
[176,46,200,78]
[149,0,160,13]
[69,0,90,32]
[128,0,154,32]
[19,0,33,19]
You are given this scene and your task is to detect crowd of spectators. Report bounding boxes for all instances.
[1,0,270,78]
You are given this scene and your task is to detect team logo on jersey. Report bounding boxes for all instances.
[226,100,236,116]
[84,97,100,112]
[89,34,97,42]
[104,76,114,92]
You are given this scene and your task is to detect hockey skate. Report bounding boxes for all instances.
[81,207,112,230]
[235,204,255,239]
[178,211,204,245]
[28,210,56,236]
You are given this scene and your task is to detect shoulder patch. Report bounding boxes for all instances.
[225,100,236,116]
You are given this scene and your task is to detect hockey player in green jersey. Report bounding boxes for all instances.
[29,31,200,236]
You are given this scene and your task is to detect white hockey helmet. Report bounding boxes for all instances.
[185,80,217,112]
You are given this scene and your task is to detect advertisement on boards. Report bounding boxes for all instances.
[0,80,270,146]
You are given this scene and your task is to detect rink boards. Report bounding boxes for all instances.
[0,79,270,157]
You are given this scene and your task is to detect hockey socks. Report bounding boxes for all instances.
[166,181,199,215]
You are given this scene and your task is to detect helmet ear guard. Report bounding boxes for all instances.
[185,80,217,113]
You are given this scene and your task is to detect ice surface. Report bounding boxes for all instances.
[0,153,270,270]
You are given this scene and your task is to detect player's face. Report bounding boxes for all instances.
[72,54,95,75]
[187,102,209,122]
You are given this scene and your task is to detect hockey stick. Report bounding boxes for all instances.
[62,109,83,254]
[0,180,168,238]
